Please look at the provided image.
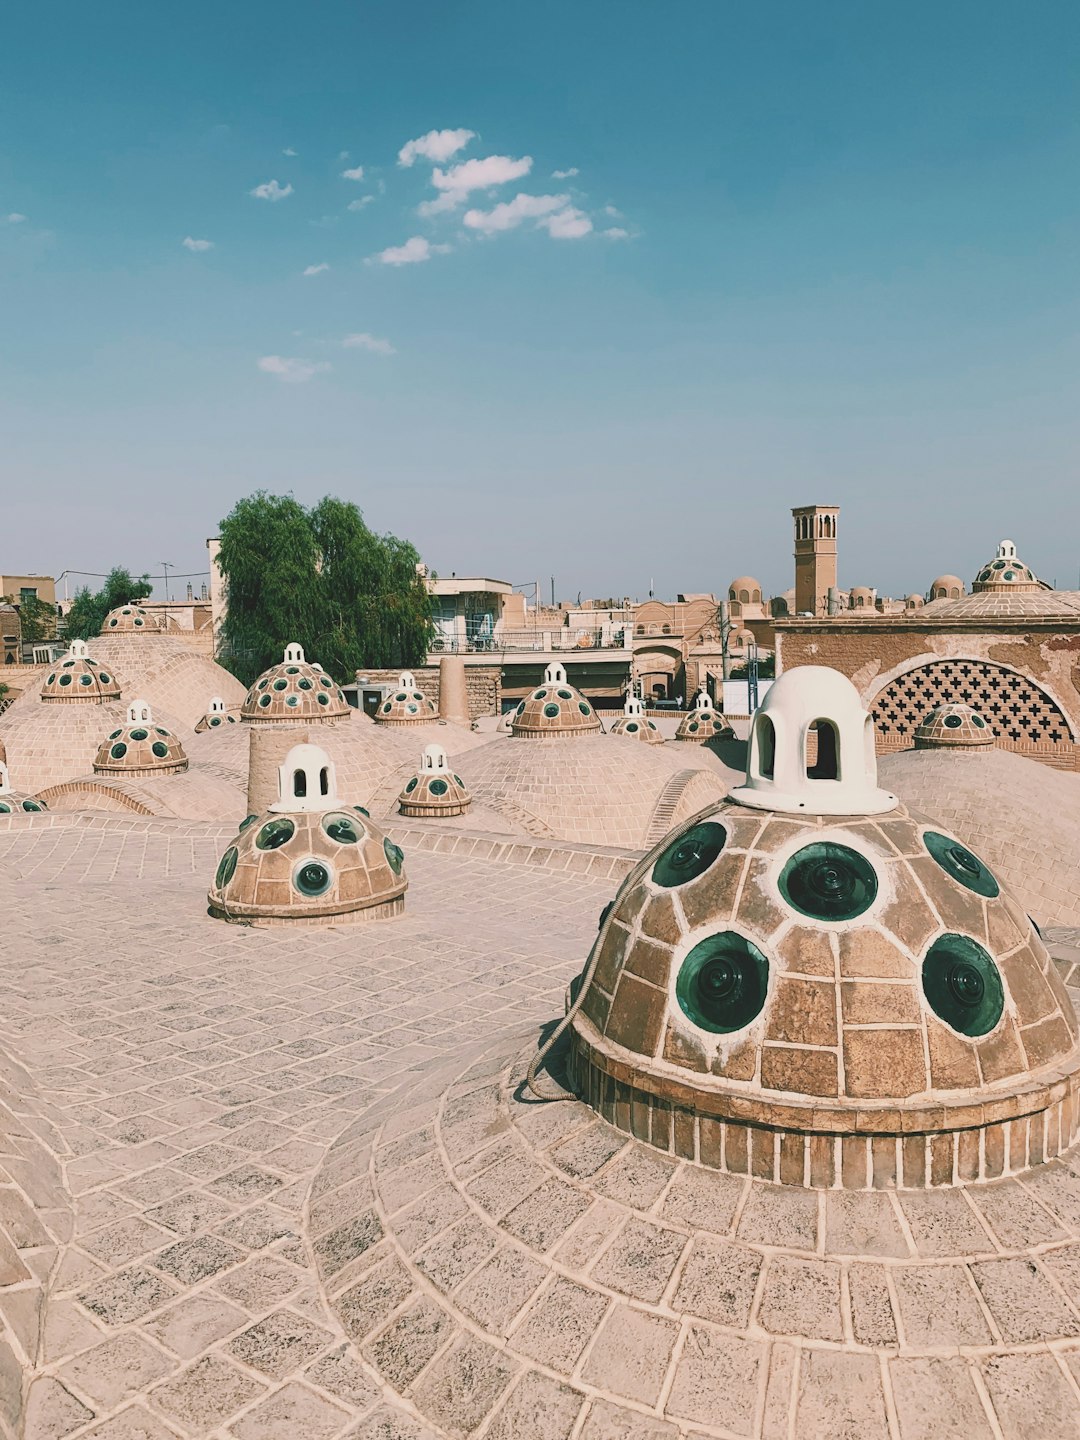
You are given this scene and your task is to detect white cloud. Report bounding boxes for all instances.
[368,235,449,266]
[347,196,375,212]
[257,355,330,383]
[342,332,395,354]
[604,204,623,218]
[182,236,213,252]
[340,165,365,181]
[603,226,630,240]
[463,192,567,234]
[552,167,578,179]
[282,147,298,157]
[426,154,532,212]
[398,128,475,167]
[302,262,330,276]
[250,179,293,202]
[540,206,593,239]
[6,212,27,224]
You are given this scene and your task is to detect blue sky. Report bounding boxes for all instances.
[2,1,1079,603]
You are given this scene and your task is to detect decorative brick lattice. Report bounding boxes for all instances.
[872,660,1073,756]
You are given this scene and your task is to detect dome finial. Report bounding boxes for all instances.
[270,742,339,814]
[729,666,896,815]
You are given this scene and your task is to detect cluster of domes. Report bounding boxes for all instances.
[973,539,1040,591]
[194,697,240,732]
[40,640,120,703]
[608,692,663,744]
[374,672,438,725]
[915,702,994,749]
[94,702,188,776]
[241,644,350,722]
[675,693,734,743]
[100,604,162,633]
[209,743,407,925]
[565,666,1079,1186]
[0,761,46,815]
[510,664,601,738]
[398,744,470,817]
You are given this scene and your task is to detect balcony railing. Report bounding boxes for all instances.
[429,626,632,656]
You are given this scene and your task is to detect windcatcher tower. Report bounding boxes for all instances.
[792,504,838,616]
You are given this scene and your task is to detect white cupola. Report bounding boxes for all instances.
[623,693,645,717]
[270,743,339,814]
[420,743,450,773]
[127,699,153,725]
[544,662,567,685]
[729,666,896,816]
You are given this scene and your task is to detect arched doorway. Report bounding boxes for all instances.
[869,659,1077,766]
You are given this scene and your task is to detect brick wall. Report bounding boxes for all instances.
[358,665,500,720]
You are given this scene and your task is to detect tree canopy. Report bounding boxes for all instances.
[217,492,434,686]
[64,569,153,641]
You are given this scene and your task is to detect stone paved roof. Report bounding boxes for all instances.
[0,811,1079,1434]
[881,745,1080,929]
[922,589,1080,619]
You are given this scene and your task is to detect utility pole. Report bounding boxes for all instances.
[161,562,172,632]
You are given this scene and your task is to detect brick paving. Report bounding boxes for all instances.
[0,819,612,1437]
[2,818,1080,1437]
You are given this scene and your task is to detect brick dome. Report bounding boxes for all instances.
[193,696,240,732]
[609,693,663,745]
[675,694,733,744]
[100,604,162,634]
[40,641,121,704]
[510,663,602,738]
[93,701,188,776]
[209,743,407,925]
[914,703,994,749]
[568,667,1080,1188]
[241,644,350,723]
[374,671,438,726]
[0,761,46,815]
[398,743,470,817]
[972,539,1041,593]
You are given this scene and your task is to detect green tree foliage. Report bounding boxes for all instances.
[730,652,776,679]
[217,491,434,686]
[64,569,153,641]
[2,593,57,648]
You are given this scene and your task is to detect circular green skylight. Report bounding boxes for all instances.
[653,821,727,888]
[676,932,769,1034]
[256,818,295,850]
[215,847,238,888]
[923,830,999,898]
[922,934,1004,1037]
[779,842,878,921]
[294,859,332,897]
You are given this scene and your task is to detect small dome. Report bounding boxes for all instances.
[93,701,188,776]
[100,604,161,634]
[929,574,965,600]
[905,593,924,608]
[609,693,664,745]
[241,644,350,723]
[208,742,407,925]
[727,577,762,604]
[675,693,734,744]
[972,540,1041,592]
[510,663,602,738]
[398,744,470,817]
[194,696,240,732]
[914,703,994,749]
[0,761,47,815]
[374,671,438,726]
[848,586,875,608]
[40,640,121,704]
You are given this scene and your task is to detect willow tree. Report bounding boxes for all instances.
[217,491,433,686]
